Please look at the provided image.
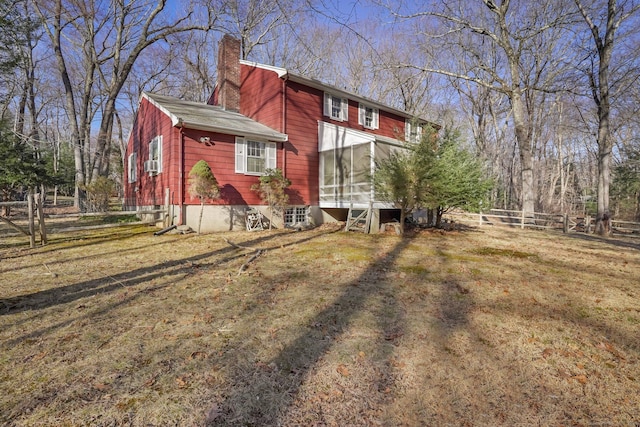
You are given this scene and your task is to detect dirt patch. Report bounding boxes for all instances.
[1,225,639,426]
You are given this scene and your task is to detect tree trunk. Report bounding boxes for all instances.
[198,200,204,234]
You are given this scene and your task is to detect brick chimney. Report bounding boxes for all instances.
[216,35,241,112]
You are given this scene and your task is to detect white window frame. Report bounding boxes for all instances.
[358,103,379,130]
[323,92,348,122]
[235,137,276,175]
[128,152,137,183]
[405,119,423,143]
[149,135,163,173]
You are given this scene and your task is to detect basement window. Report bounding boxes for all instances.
[285,207,309,226]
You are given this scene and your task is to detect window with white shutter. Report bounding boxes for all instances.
[358,103,378,129]
[235,137,277,175]
[324,92,348,122]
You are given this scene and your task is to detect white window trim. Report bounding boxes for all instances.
[149,135,163,174]
[358,103,379,130]
[323,92,348,122]
[405,119,423,143]
[128,152,137,183]
[235,137,276,175]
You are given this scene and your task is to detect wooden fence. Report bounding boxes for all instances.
[1,198,165,248]
[445,209,640,237]
[0,193,47,248]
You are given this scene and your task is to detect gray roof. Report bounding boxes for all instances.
[142,92,288,142]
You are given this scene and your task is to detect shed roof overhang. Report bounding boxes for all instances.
[142,92,288,142]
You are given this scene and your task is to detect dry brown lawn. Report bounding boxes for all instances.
[1,223,639,426]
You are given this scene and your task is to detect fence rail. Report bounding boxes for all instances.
[1,201,165,247]
[445,209,640,237]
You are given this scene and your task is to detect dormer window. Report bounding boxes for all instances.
[358,103,379,130]
[324,93,348,121]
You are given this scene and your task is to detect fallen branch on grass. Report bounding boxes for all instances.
[238,249,263,275]
[224,238,265,274]
[223,238,262,251]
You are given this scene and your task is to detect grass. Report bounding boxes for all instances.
[1,224,639,426]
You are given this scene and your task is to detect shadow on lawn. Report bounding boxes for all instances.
[210,234,413,425]
[0,228,339,321]
[0,224,152,255]
[565,232,640,252]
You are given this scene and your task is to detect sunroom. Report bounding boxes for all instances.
[317,121,406,215]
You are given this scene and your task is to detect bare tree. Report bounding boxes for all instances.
[32,0,216,210]
[396,0,574,216]
[573,0,640,234]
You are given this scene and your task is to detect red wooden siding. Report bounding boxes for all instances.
[282,80,324,205]
[324,98,407,141]
[240,65,283,132]
[181,128,270,206]
[124,97,283,209]
[124,97,175,207]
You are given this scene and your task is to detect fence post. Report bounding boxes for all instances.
[563,214,569,233]
[586,215,591,234]
[36,192,47,245]
[27,189,36,248]
[478,210,483,226]
[521,209,525,229]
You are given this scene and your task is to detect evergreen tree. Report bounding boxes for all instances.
[188,160,220,233]
[611,149,640,221]
[426,129,493,227]
[0,121,50,203]
[373,128,492,233]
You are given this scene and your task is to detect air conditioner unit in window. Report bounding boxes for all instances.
[144,160,159,174]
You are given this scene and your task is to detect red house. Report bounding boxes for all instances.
[123,35,435,232]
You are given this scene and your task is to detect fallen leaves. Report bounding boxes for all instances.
[175,374,193,389]
[596,341,626,360]
[571,374,588,385]
[336,364,350,377]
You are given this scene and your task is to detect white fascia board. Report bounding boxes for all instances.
[179,121,288,142]
[239,60,288,78]
[142,92,183,127]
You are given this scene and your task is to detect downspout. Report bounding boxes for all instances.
[178,122,185,225]
[282,75,288,174]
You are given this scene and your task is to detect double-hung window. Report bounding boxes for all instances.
[358,103,379,129]
[127,153,137,183]
[405,119,423,143]
[144,135,162,175]
[235,137,276,175]
[323,92,348,121]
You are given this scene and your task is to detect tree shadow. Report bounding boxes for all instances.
[0,228,339,319]
[0,233,190,275]
[219,184,247,231]
[0,225,152,258]
[210,234,413,425]
[565,232,640,252]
